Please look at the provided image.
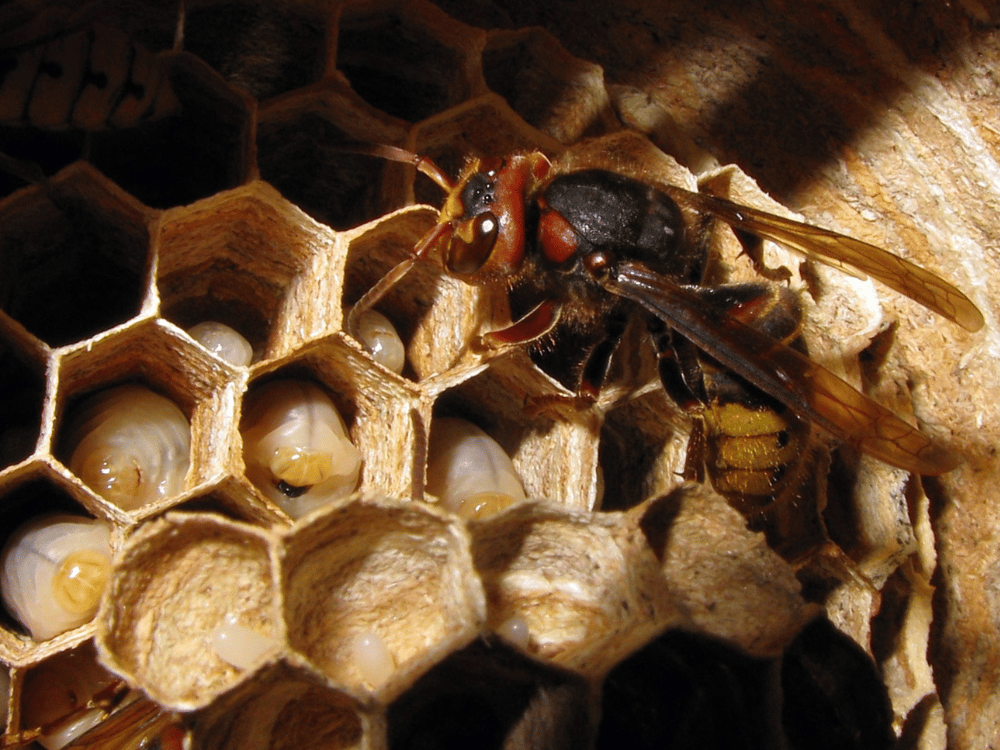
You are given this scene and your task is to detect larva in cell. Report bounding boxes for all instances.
[64,384,191,511]
[0,514,112,641]
[350,630,396,690]
[425,418,526,520]
[350,308,405,375]
[187,321,254,367]
[207,613,280,671]
[241,379,362,519]
[496,614,531,650]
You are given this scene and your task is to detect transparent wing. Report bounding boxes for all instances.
[665,186,984,332]
[605,260,959,475]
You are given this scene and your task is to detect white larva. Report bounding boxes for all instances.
[495,614,531,650]
[350,630,395,690]
[0,515,112,641]
[187,321,254,367]
[208,613,280,671]
[352,308,405,374]
[241,380,362,519]
[64,384,191,511]
[425,418,526,520]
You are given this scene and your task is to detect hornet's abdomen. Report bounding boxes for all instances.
[693,283,815,520]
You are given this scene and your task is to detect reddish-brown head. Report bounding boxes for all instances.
[346,149,551,341]
[434,152,551,282]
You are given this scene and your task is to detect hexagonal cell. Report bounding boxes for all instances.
[0,163,155,348]
[192,661,366,750]
[10,641,127,749]
[183,1,329,101]
[281,496,485,701]
[781,618,896,747]
[388,639,593,750]
[55,320,237,515]
[256,87,409,230]
[58,383,193,514]
[341,206,491,381]
[637,486,818,658]
[406,94,563,206]
[157,181,341,363]
[97,512,281,710]
[794,541,881,617]
[430,362,600,511]
[482,27,617,144]
[0,9,181,197]
[598,388,688,512]
[244,340,422,504]
[469,501,677,675]
[0,9,251,207]
[240,377,362,520]
[424,417,528,520]
[596,629,781,750]
[86,52,254,209]
[0,330,46,471]
[823,451,910,583]
[0,471,115,653]
[335,0,484,124]
[10,681,183,750]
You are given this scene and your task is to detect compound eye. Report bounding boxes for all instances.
[447,212,499,275]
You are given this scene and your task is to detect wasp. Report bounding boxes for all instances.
[347,139,983,516]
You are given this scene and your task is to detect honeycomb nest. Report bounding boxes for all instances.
[0,1,994,748]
